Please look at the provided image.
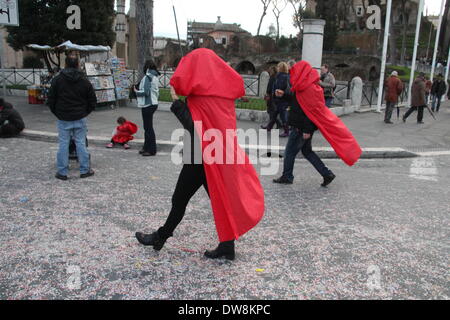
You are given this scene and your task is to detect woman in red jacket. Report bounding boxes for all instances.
[106,117,138,149]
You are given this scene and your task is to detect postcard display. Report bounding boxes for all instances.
[110,58,130,100]
[85,62,116,103]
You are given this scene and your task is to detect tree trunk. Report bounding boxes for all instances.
[388,12,397,64]
[256,11,267,36]
[400,1,408,65]
[136,0,154,78]
[439,0,450,54]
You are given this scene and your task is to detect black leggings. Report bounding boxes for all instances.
[158,164,209,238]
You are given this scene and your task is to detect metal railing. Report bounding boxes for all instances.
[4,68,418,105]
[0,68,260,98]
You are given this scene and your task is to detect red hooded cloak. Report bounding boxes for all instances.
[290,61,362,166]
[170,48,265,242]
[112,121,138,144]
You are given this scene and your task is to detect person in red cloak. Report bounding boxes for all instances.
[135,49,265,260]
[106,117,138,150]
[273,60,362,185]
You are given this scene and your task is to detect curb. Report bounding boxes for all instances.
[20,129,418,159]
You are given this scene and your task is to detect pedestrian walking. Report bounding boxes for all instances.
[135,49,265,261]
[384,71,403,124]
[0,99,25,138]
[47,56,96,181]
[262,62,290,137]
[260,66,282,131]
[403,73,427,124]
[320,64,336,108]
[273,61,361,186]
[106,117,138,149]
[431,74,446,113]
[135,59,160,157]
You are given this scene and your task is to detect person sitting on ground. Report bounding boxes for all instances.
[0,98,25,138]
[106,117,138,149]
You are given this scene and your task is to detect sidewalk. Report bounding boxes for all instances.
[6,95,450,158]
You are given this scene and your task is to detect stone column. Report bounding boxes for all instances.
[259,71,270,99]
[301,19,326,74]
[350,76,363,111]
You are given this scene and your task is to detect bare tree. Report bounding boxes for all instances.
[256,0,273,36]
[272,0,288,41]
[136,0,154,77]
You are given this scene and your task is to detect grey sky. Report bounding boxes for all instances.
[125,0,444,40]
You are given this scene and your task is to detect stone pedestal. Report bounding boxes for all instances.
[301,19,326,74]
[259,71,270,98]
[350,76,363,110]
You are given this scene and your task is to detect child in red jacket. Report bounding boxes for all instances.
[106,117,138,149]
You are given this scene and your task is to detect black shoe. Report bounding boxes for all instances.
[273,176,293,184]
[139,149,145,155]
[135,231,169,251]
[321,173,336,187]
[142,152,156,157]
[402,117,406,123]
[417,121,424,124]
[80,170,95,179]
[55,173,68,181]
[204,241,235,261]
[384,120,393,124]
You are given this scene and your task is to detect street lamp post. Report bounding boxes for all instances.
[408,0,425,107]
[376,0,393,113]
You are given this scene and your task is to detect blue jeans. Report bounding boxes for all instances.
[282,129,332,182]
[57,118,90,176]
[325,97,333,108]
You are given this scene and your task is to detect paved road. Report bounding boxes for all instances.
[0,138,448,299]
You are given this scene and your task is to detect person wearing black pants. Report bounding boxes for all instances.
[136,89,235,260]
[141,106,157,155]
[158,164,209,239]
[403,73,427,124]
[272,86,336,187]
[135,59,160,156]
[403,106,425,123]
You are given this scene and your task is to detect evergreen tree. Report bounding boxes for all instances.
[6,0,116,50]
[315,0,338,51]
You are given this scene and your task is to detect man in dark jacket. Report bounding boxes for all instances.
[273,89,336,186]
[47,57,97,180]
[0,99,25,138]
[431,74,447,113]
[403,73,426,124]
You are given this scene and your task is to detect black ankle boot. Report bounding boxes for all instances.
[135,230,170,251]
[204,241,235,260]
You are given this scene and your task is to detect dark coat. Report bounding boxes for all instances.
[411,77,426,107]
[272,72,290,108]
[47,68,97,121]
[265,76,276,112]
[171,99,202,164]
[431,79,447,96]
[0,101,25,130]
[282,91,317,134]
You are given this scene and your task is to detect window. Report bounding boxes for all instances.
[222,37,227,45]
